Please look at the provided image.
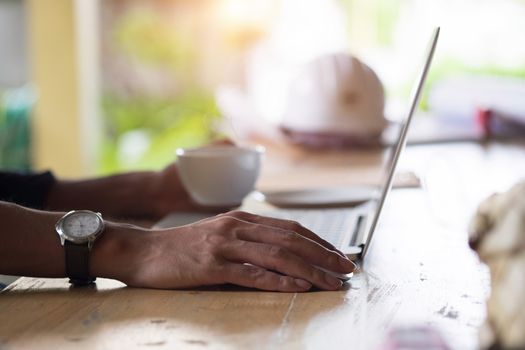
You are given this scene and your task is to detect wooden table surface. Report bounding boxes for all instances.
[1,140,524,350]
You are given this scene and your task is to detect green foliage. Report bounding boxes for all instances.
[99,90,221,174]
[113,9,195,72]
[100,6,219,175]
[0,88,33,171]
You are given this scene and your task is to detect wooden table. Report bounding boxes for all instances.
[1,140,524,350]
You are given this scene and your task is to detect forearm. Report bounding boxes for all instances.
[0,201,142,280]
[0,202,65,277]
[45,172,160,219]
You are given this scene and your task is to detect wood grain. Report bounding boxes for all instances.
[1,141,524,350]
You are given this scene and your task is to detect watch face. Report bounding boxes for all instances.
[61,212,103,241]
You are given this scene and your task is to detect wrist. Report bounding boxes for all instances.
[89,221,147,283]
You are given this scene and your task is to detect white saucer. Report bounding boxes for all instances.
[257,186,378,208]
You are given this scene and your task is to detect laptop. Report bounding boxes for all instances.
[156,28,439,276]
[258,27,440,262]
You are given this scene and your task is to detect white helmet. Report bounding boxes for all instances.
[281,53,387,145]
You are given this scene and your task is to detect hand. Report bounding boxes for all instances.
[96,211,356,292]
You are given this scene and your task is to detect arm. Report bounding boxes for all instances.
[0,166,193,220]
[0,201,355,292]
[46,170,164,219]
[46,140,235,219]
[46,164,208,220]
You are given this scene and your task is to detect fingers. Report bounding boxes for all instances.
[218,211,346,257]
[234,225,355,274]
[222,240,343,290]
[223,263,312,292]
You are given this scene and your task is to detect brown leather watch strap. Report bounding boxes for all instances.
[64,241,95,286]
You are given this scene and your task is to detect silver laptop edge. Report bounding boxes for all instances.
[360,27,440,260]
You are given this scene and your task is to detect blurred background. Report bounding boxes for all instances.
[1,0,524,177]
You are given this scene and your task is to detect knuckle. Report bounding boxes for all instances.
[193,250,222,275]
[244,266,270,289]
[268,245,286,259]
[245,265,266,279]
[213,259,227,271]
[288,220,303,231]
[232,239,247,250]
[278,275,293,288]
[280,230,299,245]
[204,231,229,246]
[226,210,250,219]
[216,216,240,230]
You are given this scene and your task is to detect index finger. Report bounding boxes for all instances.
[233,224,356,274]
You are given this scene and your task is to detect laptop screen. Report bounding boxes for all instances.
[361,27,440,259]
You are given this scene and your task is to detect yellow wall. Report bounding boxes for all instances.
[26,0,87,177]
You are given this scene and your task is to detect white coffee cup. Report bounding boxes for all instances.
[176,145,264,206]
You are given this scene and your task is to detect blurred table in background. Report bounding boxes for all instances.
[1,140,524,349]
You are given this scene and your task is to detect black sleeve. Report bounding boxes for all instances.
[0,171,56,209]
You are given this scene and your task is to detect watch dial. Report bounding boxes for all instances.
[62,212,101,239]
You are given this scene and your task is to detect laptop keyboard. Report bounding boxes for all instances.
[155,207,362,249]
[258,208,358,247]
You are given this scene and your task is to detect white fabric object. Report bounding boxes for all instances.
[281,53,387,136]
[469,181,525,349]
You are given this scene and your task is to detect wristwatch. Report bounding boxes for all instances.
[55,210,105,286]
